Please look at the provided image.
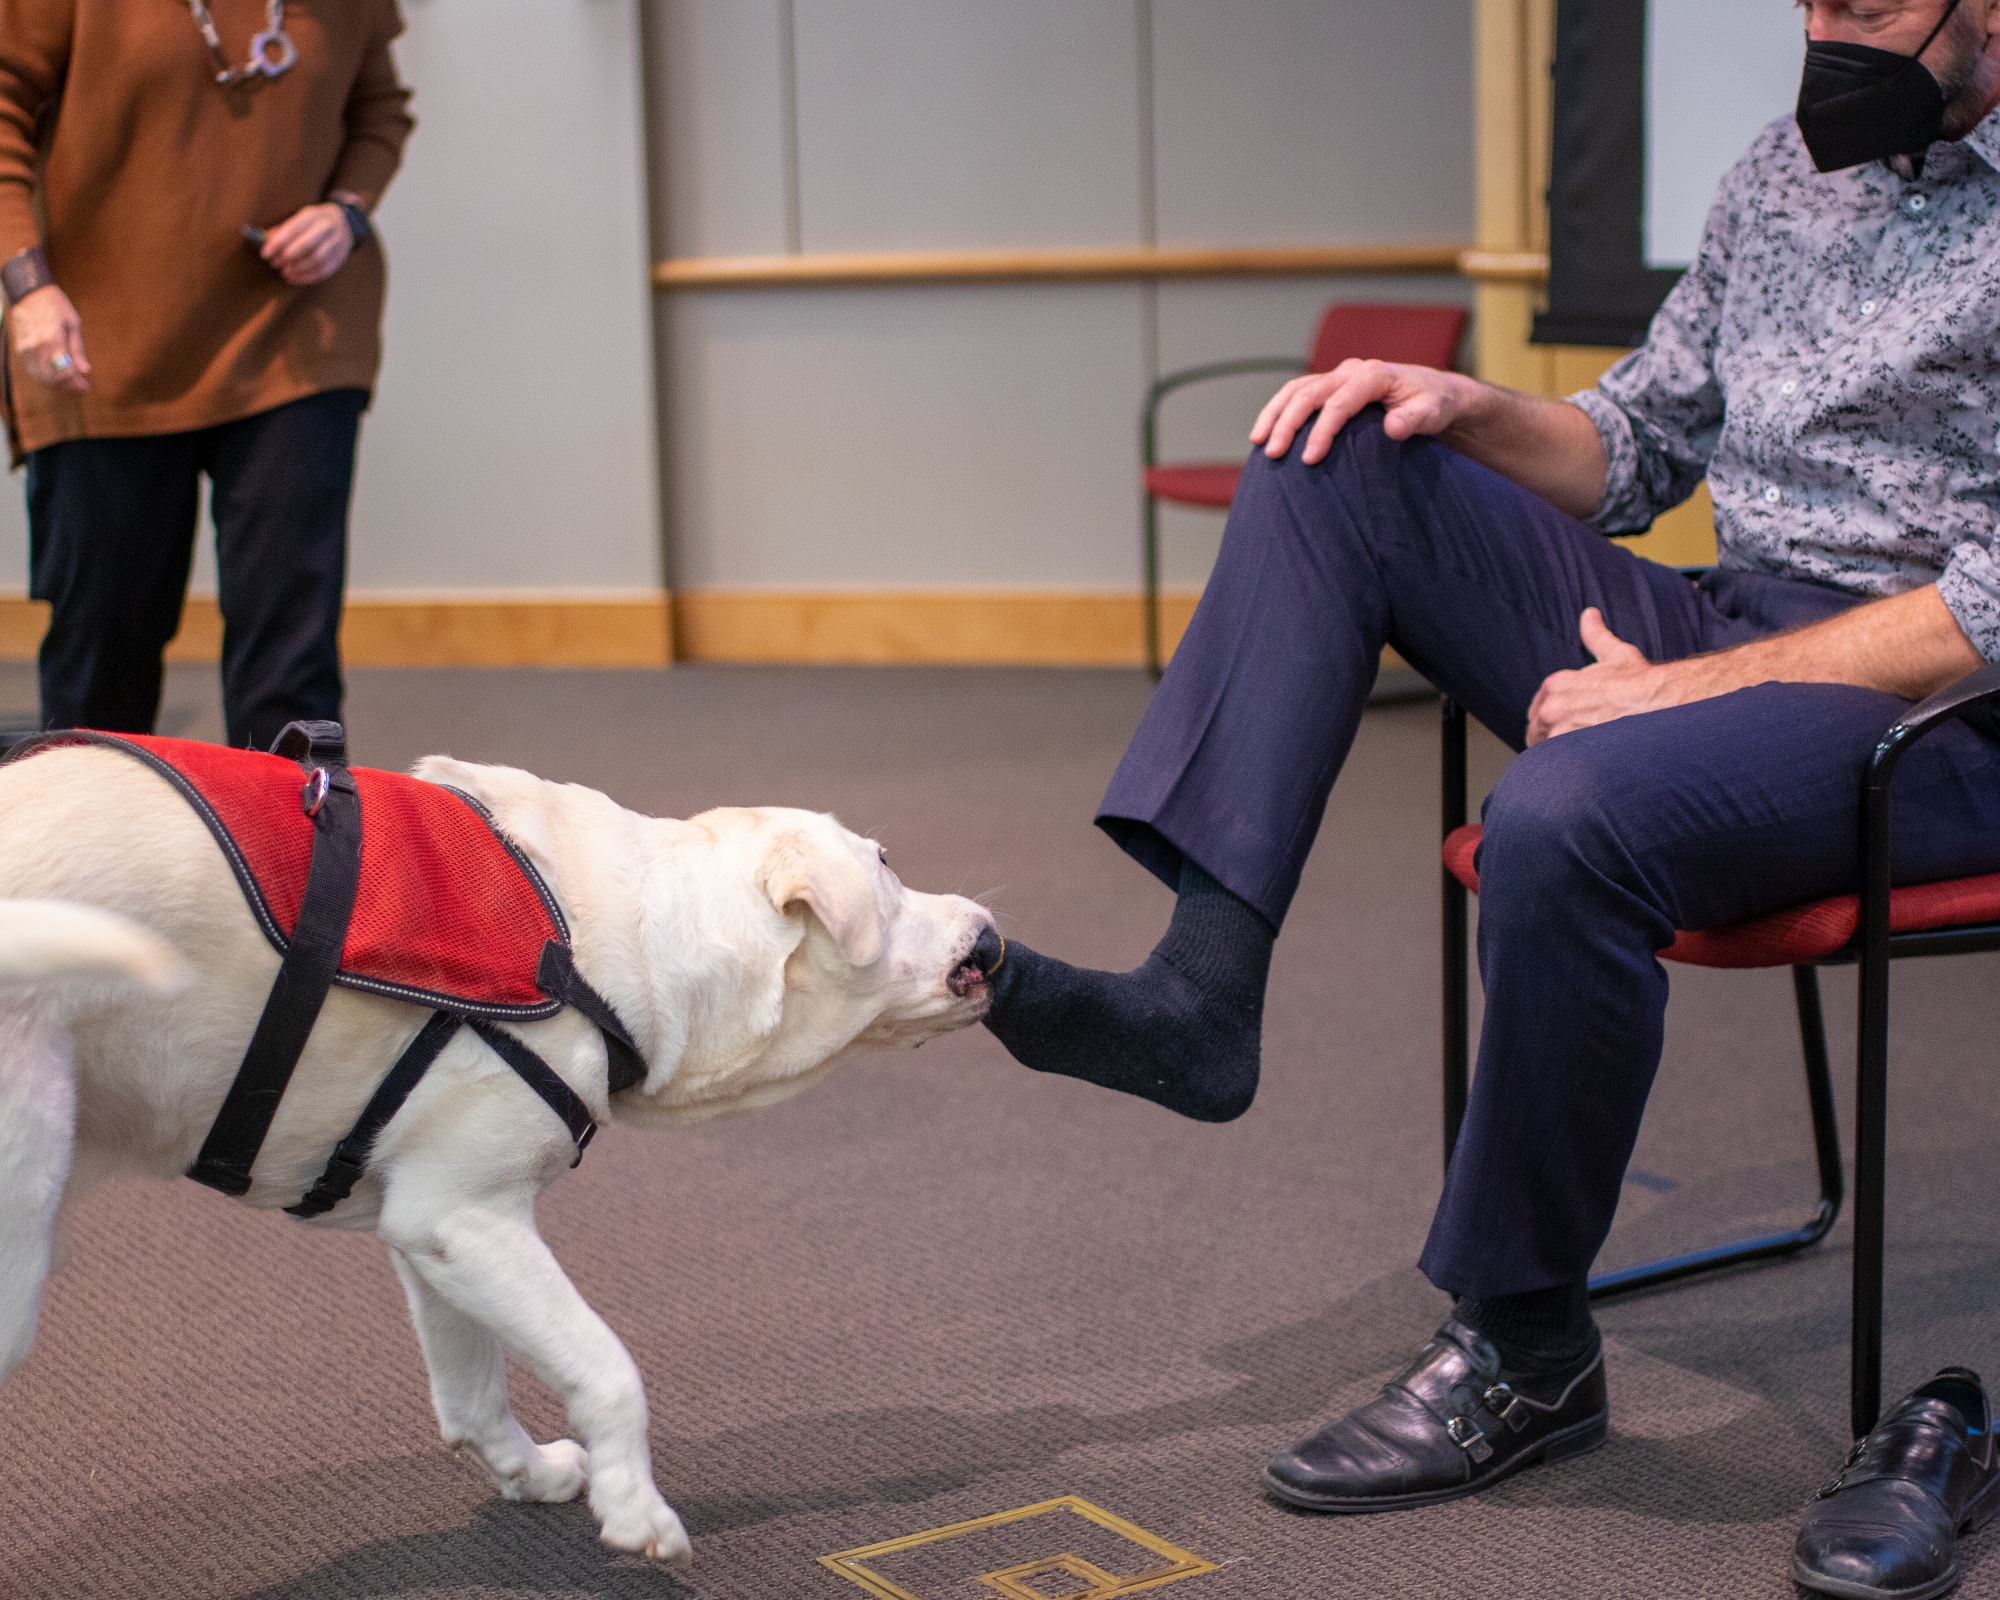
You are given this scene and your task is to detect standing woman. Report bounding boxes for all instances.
[0,0,414,750]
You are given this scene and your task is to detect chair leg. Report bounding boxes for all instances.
[1587,963,1846,1301]
[1441,697,1468,1170]
[1144,492,1162,682]
[1852,932,1891,1437]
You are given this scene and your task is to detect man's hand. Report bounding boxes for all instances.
[8,284,90,392]
[1246,357,1613,517]
[1251,358,1475,466]
[261,203,353,286]
[1527,584,1988,746]
[1527,608,1678,744]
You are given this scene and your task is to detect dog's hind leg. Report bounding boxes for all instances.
[388,1246,590,1504]
[0,1000,75,1386]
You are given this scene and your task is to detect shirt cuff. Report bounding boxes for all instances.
[1938,541,2000,664]
[1566,389,1643,530]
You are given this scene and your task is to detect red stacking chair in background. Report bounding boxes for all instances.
[1140,300,1469,676]
[1438,663,2000,1439]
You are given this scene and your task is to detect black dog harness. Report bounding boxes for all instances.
[4,720,649,1217]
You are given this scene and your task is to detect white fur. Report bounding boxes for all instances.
[0,747,994,1568]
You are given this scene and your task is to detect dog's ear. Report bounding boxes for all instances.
[760,831,884,968]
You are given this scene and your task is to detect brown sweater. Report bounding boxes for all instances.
[0,0,414,461]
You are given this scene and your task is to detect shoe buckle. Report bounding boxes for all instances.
[1483,1382,1530,1432]
[1448,1414,1494,1463]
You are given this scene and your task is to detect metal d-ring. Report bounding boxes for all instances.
[301,767,330,818]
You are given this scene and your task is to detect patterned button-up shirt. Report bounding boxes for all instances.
[1573,108,2000,661]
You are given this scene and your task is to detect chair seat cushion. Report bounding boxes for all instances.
[1145,462,1243,509]
[1442,823,2000,969]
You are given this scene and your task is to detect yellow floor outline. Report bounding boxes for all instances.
[819,1495,1217,1600]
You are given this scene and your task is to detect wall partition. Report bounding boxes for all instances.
[653,0,1474,663]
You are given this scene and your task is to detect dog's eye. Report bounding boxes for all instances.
[877,847,888,864]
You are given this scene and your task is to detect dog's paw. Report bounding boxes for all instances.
[520,1438,589,1503]
[595,1481,693,1569]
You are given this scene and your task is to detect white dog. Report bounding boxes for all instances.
[0,744,996,1567]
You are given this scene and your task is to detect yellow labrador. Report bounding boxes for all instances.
[0,746,995,1567]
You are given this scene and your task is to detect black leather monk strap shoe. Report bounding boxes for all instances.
[1794,1368,2000,1600]
[1261,1317,1608,1513]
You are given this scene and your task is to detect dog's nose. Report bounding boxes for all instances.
[946,923,1004,1000]
[968,923,1004,977]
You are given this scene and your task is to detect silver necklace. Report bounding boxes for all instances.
[185,0,297,86]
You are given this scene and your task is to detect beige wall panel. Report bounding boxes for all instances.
[666,284,1148,590]
[790,0,1143,252]
[649,0,791,257]
[350,0,662,591]
[1150,0,1474,247]
[0,474,23,596]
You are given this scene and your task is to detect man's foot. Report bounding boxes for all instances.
[1262,1319,1608,1513]
[976,860,1272,1123]
[1794,1368,2000,1600]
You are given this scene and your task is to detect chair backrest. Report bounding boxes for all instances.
[1307,301,1469,375]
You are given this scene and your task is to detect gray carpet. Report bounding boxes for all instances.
[2,661,1998,1600]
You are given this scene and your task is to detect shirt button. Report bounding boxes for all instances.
[1781,379,1798,395]
[1764,486,1782,504]
[1909,194,1927,212]
[1861,300,1877,316]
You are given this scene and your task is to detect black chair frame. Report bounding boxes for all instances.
[1440,660,2000,1435]
[1140,357,1304,680]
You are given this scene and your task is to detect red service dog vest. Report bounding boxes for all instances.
[3,726,646,1212]
[16,731,569,1017]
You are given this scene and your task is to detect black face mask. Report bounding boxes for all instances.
[1796,0,1963,173]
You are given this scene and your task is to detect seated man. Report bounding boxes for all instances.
[975,0,2000,1582]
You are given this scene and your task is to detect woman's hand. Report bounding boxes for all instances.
[8,285,90,392]
[1250,358,1478,466]
[261,203,353,285]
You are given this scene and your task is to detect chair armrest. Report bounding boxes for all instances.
[1886,660,2000,741]
[1143,357,1305,466]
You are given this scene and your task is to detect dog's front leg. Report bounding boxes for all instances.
[389,1247,590,1504]
[383,1203,691,1567]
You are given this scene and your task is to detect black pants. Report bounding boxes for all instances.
[27,388,367,751]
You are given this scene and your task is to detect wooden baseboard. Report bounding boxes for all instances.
[671,591,1203,665]
[0,590,1419,670]
[0,593,675,668]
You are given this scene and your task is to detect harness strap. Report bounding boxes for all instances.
[286,1011,464,1218]
[537,940,648,1094]
[188,737,362,1196]
[469,1018,598,1164]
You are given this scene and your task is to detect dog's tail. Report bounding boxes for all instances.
[0,900,186,992]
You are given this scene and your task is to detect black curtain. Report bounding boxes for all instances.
[1532,0,1688,348]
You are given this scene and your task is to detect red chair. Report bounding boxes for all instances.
[1438,662,2000,1437]
[1141,301,1470,675]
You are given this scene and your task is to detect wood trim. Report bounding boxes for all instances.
[1457,249,1548,285]
[653,244,1467,291]
[0,594,675,668]
[672,591,1202,665]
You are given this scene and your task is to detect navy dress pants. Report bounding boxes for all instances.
[1099,410,2000,1299]
[27,387,367,752]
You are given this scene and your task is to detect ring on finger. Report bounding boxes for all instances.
[49,351,72,373]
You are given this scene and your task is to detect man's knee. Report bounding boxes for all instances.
[1477,736,1634,916]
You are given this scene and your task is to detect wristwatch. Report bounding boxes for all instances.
[1,246,54,307]
[327,192,373,250]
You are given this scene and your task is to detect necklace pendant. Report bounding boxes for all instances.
[248,26,298,77]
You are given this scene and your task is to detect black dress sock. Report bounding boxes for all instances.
[977,859,1274,1122]
[1455,1282,1599,1377]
